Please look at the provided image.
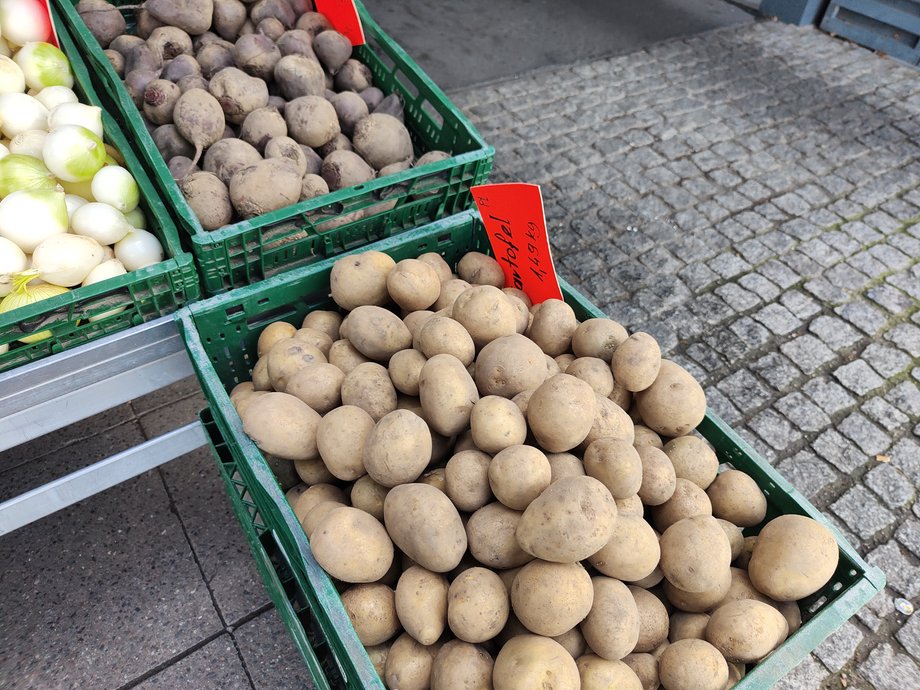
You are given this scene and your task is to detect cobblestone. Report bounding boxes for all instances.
[864,462,915,510]
[780,335,837,375]
[895,519,920,559]
[866,542,920,599]
[886,322,920,358]
[809,315,864,352]
[776,451,839,500]
[831,485,896,541]
[860,644,920,690]
[862,396,910,432]
[896,610,920,661]
[834,360,887,396]
[838,412,891,456]
[862,342,913,378]
[815,620,864,672]
[753,303,802,336]
[836,300,888,336]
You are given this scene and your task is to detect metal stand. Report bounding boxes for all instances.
[0,316,208,536]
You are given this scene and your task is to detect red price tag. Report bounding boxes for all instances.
[472,183,563,305]
[314,0,365,46]
[40,0,60,47]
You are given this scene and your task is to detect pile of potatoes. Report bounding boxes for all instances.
[230,248,842,690]
[76,0,449,229]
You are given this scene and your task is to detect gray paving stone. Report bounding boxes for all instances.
[748,408,802,453]
[886,381,920,417]
[738,272,781,302]
[704,386,743,426]
[780,290,822,320]
[753,303,802,336]
[838,411,891,456]
[835,300,889,336]
[234,609,318,690]
[895,519,920,560]
[775,451,839,500]
[886,322,920,358]
[775,392,833,433]
[831,485,897,541]
[856,587,898,633]
[814,620,864,672]
[772,655,829,690]
[134,635,251,690]
[808,315,864,352]
[866,542,920,599]
[859,644,920,690]
[862,342,913,379]
[896,607,920,661]
[714,282,761,312]
[863,396,910,432]
[834,360,886,396]
[779,334,837,375]
[864,462,916,510]
[717,369,773,412]
[867,284,914,315]
[750,352,802,391]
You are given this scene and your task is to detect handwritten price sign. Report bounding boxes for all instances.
[314,0,365,46]
[472,183,563,305]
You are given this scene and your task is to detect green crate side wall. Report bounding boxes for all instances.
[55,0,494,294]
[0,10,199,371]
[181,210,883,690]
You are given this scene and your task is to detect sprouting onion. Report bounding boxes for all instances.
[13,42,73,91]
[0,269,69,343]
[0,234,27,296]
[42,124,106,182]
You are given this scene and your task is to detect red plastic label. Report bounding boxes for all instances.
[42,0,60,47]
[314,0,365,46]
[472,183,563,305]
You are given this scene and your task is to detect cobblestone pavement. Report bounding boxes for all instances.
[452,20,920,690]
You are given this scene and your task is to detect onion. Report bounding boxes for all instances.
[114,229,163,270]
[48,102,103,138]
[0,54,25,93]
[83,258,128,321]
[42,125,106,182]
[0,38,10,59]
[70,202,132,245]
[0,92,48,137]
[32,232,104,286]
[64,193,88,218]
[0,153,57,197]
[0,270,69,343]
[0,142,8,159]
[0,234,27,296]
[0,188,67,252]
[35,85,78,112]
[13,42,73,90]
[9,129,47,159]
[58,177,94,200]
[123,207,147,230]
[90,166,139,213]
[0,0,53,46]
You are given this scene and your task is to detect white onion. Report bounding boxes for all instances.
[64,193,88,219]
[42,125,106,182]
[114,229,163,271]
[0,92,48,138]
[123,207,147,230]
[32,232,105,286]
[48,102,103,138]
[35,85,78,111]
[0,0,54,46]
[0,54,24,94]
[0,38,10,59]
[0,153,57,197]
[90,165,139,213]
[101,244,115,260]
[70,202,132,245]
[0,234,27,296]
[58,176,95,200]
[0,142,8,159]
[82,258,126,286]
[13,42,73,90]
[0,188,67,252]
[9,129,46,159]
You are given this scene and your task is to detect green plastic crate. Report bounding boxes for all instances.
[54,0,494,295]
[178,209,884,689]
[0,13,200,374]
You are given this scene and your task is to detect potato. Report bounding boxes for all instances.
[716,519,744,562]
[266,337,327,391]
[466,502,532,570]
[622,653,659,690]
[341,362,397,421]
[588,514,660,583]
[669,612,710,642]
[527,374,597,453]
[748,515,839,601]
[552,626,588,659]
[418,467,447,493]
[384,483,467,573]
[517,476,618,564]
[232,389,268,417]
[328,338,370,374]
[415,252,452,283]
[301,500,346,538]
[616,494,645,518]
[719,567,775,609]
[577,655,644,690]
[395,566,449,646]
[291,483,345,521]
[351,475,389,521]
[547,452,585,483]
[293,456,336,485]
[434,277,471,311]
[581,577,641,661]
[528,299,577,356]
[660,515,732,593]
[302,310,342,341]
[475,334,548,398]
[662,567,732,613]
[330,250,396,310]
[652,478,713,532]
[636,360,706,437]
[387,258,441,311]
[582,394,636,448]
[629,586,669,653]
[241,391,321,461]
[416,316,475,366]
[611,332,661,392]
[658,639,728,690]
[447,567,509,643]
[706,469,767,528]
[584,438,643,499]
[457,251,504,287]
[311,506,394,583]
[257,320,296,357]
[419,354,480,436]
[444,450,493,512]
[663,435,719,490]
[633,424,663,449]
[360,410,433,487]
[388,348,427,396]
[293,327,334,357]
[451,285,519,348]
[341,583,399,646]
[430,640,494,690]
[505,293,530,334]
[345,305,413,361]
[566,356,615,396]
[705,599,788,663]
[385,632,439,690]
[571,318,628,361]
[492,635,580,690]
[365,643,390,680]
[469,396,527,454]
[511,560,593,637]
[285,363,344,413]
[609,380,632,410]
[636,445,677,507]
[488,445,551,510]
